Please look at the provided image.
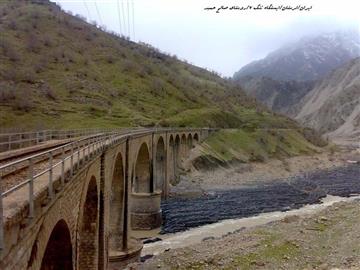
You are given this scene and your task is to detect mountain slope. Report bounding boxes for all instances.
[233,30,360,82]
[296,58,360,142]
[0,0,326,153]
[235,76,315,114]
[0,0,267,130]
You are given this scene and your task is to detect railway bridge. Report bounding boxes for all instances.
[0,128,212,269]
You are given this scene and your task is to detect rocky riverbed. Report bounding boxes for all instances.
[139,198,360,270]
[162,164,359,234]
[131,151,360,269]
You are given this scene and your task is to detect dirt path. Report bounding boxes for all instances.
[137,199,360,270]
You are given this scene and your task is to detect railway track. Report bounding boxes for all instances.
[0,128,148,193]
[0,134,107,192]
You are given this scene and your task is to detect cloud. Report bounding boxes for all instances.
[54,0,360,76]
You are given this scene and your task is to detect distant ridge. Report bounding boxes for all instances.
[234,30,360,82]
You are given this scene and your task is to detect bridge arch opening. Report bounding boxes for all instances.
[174,135,180,181]
[133,143,152,193]
[187,134,193,151]
[155,137,166,192]
[181,134,187,157]
[194,133,199,142]
[109,153,125,251]
[169,135,175,183]
[39,219,73,270]
[78,176,98,269]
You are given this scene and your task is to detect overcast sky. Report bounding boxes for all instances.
[52,0,359,76]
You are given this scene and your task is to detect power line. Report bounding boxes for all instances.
[83,0,92,21]
[121,0,127,37]
[116,0,123,35]
[94,1,103,26]
[132,0,135,40]
[127,0,131,38]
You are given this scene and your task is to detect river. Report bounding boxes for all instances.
[142,164,360,257]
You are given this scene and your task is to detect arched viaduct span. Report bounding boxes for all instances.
[0,128,212,269]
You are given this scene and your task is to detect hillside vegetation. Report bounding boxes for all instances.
[192,129,324,170]
[0,0,326,158]
[0,0,252,129]
[0,1,286,129]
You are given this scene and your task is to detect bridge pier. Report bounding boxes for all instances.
[130,192,162,230]
[108,139,144,269]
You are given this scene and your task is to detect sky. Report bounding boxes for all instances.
[52,0,359,76]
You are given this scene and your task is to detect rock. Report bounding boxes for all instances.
[282,215,300,223]
[140,254,154,262]
[143,237,162,244]
[202,236,215,241]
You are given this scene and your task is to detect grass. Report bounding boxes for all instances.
[198,128,322,166]
[182,231,300,270]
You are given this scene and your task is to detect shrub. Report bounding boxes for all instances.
[34,58,48,73]
[109,88,119,98]
[31,11,40,20]
[20,68,37,84]
[0,82,16,102]
[12,94,34,112]
[43,36,52,47]
[26,35,41,53]
[142,65,154,76]
[1,39,19,62]
[106,55,115,64]
[151,77,165,92]
[302,128,328,147]
[68,54,75,63]
[42,82,57,100]
[85,34,93,41]
[7,21,17,30]
[84,58,89,65]
[7,47,20,62]
[121,60,137,73]
[31,21,38,29]
[1,68,36,83]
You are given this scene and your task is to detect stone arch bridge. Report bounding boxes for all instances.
[0,128,213,269]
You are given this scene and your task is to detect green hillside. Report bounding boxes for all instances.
[0,0,324,158]
[195,128,324,169]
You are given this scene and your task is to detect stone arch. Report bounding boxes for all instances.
[180,134,187,157]
[194,133,199,142]
[109,153,125,252]
[40,219,73,270]
[187,134,193,150]
[133,143,152,193]
[78,176,98,269]
[155,137,166,192]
